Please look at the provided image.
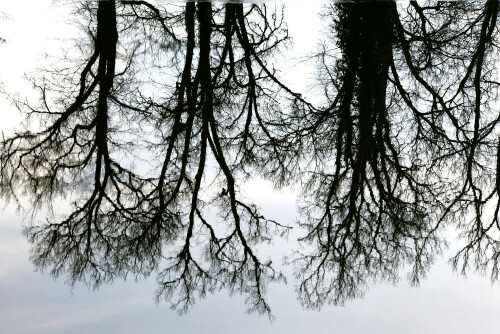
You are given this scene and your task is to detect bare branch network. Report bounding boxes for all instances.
[1,0,500,316]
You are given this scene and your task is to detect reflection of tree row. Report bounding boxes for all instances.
[2,0,500,315]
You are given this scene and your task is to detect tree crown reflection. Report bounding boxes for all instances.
[1,0,500,316]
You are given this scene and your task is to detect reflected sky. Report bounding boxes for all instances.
[3,199,500,334]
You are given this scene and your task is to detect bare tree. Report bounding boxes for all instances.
[0,1,304,316]
[288,0,500,309]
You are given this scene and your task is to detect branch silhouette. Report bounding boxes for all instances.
[2,0,500,316]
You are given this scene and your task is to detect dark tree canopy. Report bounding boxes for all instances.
[2,0,500,317]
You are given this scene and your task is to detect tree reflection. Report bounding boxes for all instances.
[290,0,442,308]
[291,0,500,308]
[0,1,298,316]
[2,0,500,316]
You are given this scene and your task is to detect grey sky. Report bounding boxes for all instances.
[2,1,500,333]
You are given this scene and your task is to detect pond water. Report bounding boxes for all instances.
[2,1,500,333]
